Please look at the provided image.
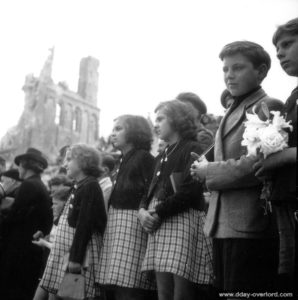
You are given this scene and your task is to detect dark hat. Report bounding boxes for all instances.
[176,92,207,115]
[14,148,48,169]
[1,168,21,181]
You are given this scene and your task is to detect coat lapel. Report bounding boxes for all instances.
[213,106,233,161]
[204,88,267,237]
[222,88,267,140]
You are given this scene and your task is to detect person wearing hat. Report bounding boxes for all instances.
[0,148,53,300]
[0,169,22,214]
[177,92,214,153]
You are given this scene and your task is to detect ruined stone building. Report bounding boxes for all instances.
[0,49,100,163]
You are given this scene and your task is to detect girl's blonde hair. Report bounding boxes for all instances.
[69,144,103,178]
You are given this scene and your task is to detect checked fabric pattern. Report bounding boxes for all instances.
[40,197,102,298]
[141,197,213,285]
[96,207,155,290]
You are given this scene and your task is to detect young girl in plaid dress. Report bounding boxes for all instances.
[37,144,107,299]
[96,115,156,300]
[139,100,213,300]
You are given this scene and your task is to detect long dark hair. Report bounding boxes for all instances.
[115,115,153,151]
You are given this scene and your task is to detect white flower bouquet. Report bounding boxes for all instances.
[242,106,292,158]
[241,103,293,214]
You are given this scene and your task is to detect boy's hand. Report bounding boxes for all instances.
[190,158,208,182]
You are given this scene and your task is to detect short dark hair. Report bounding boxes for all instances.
[273,18,298,46]
[102,155,115,172]
[219,41,271,71]
[48,174,72,187]
[155,100,197,140]
[176,92,207,115]
[20,158,45,174]
[115,115,153,151]
[51,186,70,202]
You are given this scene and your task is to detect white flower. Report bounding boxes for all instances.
[241,111,268,156]
[270,111,293,132]
[258,125,289,158]
[241,109,291,158]
[244,111,269,131]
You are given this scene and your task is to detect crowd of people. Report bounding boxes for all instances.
[0,17,297,300]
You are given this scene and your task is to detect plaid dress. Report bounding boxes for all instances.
[40,197,102,297]
[141,197,213,284]
[96,207,155,289]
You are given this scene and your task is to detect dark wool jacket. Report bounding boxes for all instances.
[109,149,155,210]
[197,125,214,153]
[270,87,297,206]
[140,139,205,219]
[0,174,52,298]
[68,176,107,263]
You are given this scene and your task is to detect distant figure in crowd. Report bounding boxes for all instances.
[157,139,167,155]
[0,169,22,256]
[97,115,156,300]
[48,173,72,192]
[32,174,72,250]
[139,100,212,300]
[0,148,52,300]
[32,185,70,300]
[220,89,234,110]
[253,17,298,293]
[99,154,115,212]
[37,144,107,300]
[190,41,284,292]
[0,156,6,175]
[57,145,70,174]
[0,169,22,213]
[177,92,214,152]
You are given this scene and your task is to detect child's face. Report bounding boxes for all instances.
[63,150,82,180]
[111,119,128,150]
[276,34,298,77]
[155,110,176,142]
[223,53,262,97]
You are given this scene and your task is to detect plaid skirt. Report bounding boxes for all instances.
[96,207,155,290]
[40,199,102,297]
[141,197,213,285]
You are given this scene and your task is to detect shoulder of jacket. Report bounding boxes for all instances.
[260,95,283,105]
[181,139,202,152]
[135,149,154,159]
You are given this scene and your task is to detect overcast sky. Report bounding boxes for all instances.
[0,0,297,139]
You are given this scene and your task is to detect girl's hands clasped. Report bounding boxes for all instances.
[138,208,161,233]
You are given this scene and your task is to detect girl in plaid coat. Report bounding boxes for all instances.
[96,115,156,300]
[37,144,107,299]
[139,100,213,300]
